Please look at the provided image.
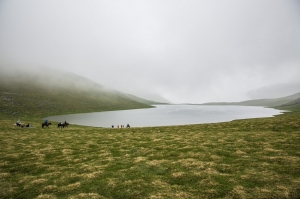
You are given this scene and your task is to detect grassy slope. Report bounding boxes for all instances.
[203,92,300,107]
[0,76,152,120]
[0,108,299,198]
[275,98,300,112]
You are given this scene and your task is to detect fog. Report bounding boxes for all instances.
[1,1,300,103]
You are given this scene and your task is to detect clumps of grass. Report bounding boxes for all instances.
[0,111,300,198]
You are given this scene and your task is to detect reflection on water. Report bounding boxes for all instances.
[45,105,283,128]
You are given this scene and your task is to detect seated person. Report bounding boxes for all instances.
[16,119,21,127]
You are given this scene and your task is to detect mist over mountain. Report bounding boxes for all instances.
[0,63,169,104]
[0,63,109,91]
[0,64,163,118]
[1,1,299,104]
[203,92,300,109]
[247,83,300,99]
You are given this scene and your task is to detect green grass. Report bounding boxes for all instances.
[1,76,300,198]
[1,110,300,198]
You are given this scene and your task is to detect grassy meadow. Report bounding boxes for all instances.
[1,110,300,198]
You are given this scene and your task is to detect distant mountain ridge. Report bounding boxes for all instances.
[247,82,300,99]
[202,92,300,109]
[122,93,169,105]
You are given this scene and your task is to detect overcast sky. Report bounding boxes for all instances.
[0,0,300,103]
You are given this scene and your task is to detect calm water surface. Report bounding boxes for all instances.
[45,105,283,127]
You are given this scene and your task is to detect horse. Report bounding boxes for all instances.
[42,122,52,128]
[63,122,69,128]
[57,122,69,128]
[58,123,64,128]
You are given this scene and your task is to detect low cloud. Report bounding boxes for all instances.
[1,0,300,103]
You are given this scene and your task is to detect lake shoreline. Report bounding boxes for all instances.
[45,104,284,128]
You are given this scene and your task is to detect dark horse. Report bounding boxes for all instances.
[42,122,51,128]
[58,121,69,128]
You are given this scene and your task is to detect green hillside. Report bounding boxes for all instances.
[202,92,300,108]
[0,73,153,119]
[275,97,300,111]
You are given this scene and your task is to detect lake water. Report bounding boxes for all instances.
[45,104,283,128]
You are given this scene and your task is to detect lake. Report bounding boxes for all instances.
[45,104,283,128]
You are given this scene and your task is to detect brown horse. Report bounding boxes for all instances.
[42,122,52,128]
[57,121,69,128]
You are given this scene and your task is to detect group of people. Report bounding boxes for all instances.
[15,119,68,128]
[111,124,130,128]
[15,119,32,128]
[58,121,69,128]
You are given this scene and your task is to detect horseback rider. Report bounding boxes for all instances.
[44,119,48,125]
[16,119,21,127]
[63,121,69,128]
